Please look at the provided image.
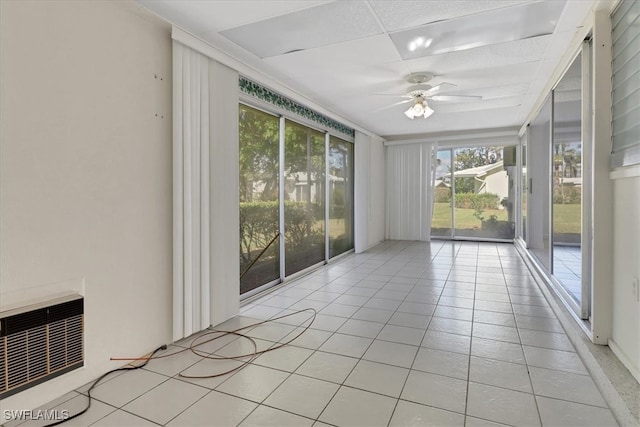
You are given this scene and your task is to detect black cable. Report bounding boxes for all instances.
[44,344,168,427]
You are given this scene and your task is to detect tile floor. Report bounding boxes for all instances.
[552,245,582,302]
[8,241,619,426]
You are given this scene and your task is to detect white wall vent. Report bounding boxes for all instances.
[0,294,84,399]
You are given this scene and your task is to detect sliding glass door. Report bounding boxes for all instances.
[522,49,591,319]
[431,149,452,238]
[431,145,515,241]
[527,96,553,272]
[239,105,280,294]
[284,120,326,276]
[239,105,354,296]
[552,53,584,303]
[328,136,354,258]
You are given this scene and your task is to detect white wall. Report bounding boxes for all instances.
[368,136,386,248]
[354,132,385,252]
[0,0,173,412]
[354,132,370,252]
[610,170,640,381]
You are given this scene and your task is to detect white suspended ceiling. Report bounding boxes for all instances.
[138,0,603,138]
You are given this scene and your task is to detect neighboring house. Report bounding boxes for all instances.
[452,160,509,202]
[284,172,344,203]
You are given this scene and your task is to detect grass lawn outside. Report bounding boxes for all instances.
[432,202,581,234]
[552,203,581,234]
[431,203,508,230]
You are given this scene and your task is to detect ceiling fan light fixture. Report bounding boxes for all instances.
[404,98,433,119]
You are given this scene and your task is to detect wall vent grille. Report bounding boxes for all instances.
[0,295,83,399]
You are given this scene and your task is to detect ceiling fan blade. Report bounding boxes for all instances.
[424,82,458,95]
[429,95,483,102]
[371,93,413,98]
[372,98,414,112]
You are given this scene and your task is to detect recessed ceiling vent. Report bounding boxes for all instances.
[0,294,84,399]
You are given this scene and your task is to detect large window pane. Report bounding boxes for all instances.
[553,53,583,303]
[329,136,354,257]
[528,96,553,271]
[239,105,280,294]
[284,120,326,276]
[521,139,527,240]
[431,149,453,238]
[452,146,515,240]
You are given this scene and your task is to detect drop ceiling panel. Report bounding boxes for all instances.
[432,96,524,114]
[262,35,405,101]
[398,35,552,77]
[221,1,383,58]
[368,1,531,32]
[138,0,330,34]
[389,1,565,59]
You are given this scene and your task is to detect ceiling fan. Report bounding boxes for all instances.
[378,72,482,119]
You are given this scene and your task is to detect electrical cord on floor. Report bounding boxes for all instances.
[44,307,316,425]
[110,307,317,379]
[43,344,168,427]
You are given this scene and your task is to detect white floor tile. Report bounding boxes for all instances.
[333,294,370,307]
[49,394,116,427]
[263,374,339,419]
[464,417,511,426]
[412,347,469,380]
[142,345,207,377]
[286,327,332,350]
[515,313,564,333]
[365,297,403,311]
[238,405,314,427]
[469,356,533,393]
[252,345,313,372]
[344,360,409,397]
[378,324,425,346]
[295,351,358,384]
[319,333,373,358]
[122,378,208,424]
[389,400,465,426]
[178,357,248,389]
[536,396,618,426]
[389,312,431,329]
[474,300,513,314]
[512,304,555,318]
[471,337,525,364]
[309,314,348,332]
[397,301,436,316]
[529,366,607,407]
[167,390,257,426]
[215,364,289,403]
[433,305,473,321]
[428,317,472,336]
[337,318,385,339]
[247,323,297,343]
[90,410,157,426]
[319,386,396,427]
[518,329,574,351]
[466,382,540,426]
[319,303,359,318]
[473,310,516,327]
[363,340,418,368]
[472,323,520,344]
[523,346,587,375]
[352,307,394,323]
[421,330,471,355]
[401,370,467,414]
[216,336,274,357]
[90,369,168,408]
